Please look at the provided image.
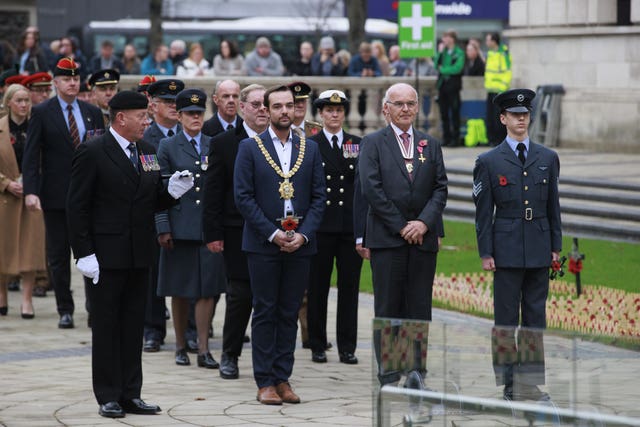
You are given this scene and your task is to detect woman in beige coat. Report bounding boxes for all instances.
[0,83,46,318]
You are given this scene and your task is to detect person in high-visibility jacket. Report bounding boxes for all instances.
[484,32,512,146]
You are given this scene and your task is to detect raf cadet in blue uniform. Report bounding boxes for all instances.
[155,89,226,370]
[472,88,562,401]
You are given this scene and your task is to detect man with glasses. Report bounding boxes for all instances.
[202,79,243,137]
[203,84,269,380]
[22,72,52,106]
[358,82,448,322]
[140,79,185,353]
[22,57,105,329]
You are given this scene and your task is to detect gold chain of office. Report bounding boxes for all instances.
[253,135,306,199]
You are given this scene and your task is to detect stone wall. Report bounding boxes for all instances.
[506,0,640,152]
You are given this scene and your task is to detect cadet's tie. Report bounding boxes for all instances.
[517,142,526,164]
[227,123,234,131]
[190,138,200,155]
[331,135,341,157]
[167,129,175,137]
[67,104,80,148]
[127,143,139,171]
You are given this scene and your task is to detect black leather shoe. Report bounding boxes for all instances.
[120,398,161,415]
[175,348,190,366]
[220,353,239,379]
[243,335,251,343]
[0,306,7,316]
[58,313,74,329]
[197,352,219,369]
[326,342,333,350]
[186,339,199,353]
[339,352,358,364]
[143,339,160,353]
[302,341,310,349]
[99,401,125,418]
[311,350,327,363]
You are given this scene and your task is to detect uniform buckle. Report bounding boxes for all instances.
[525,207,533,221]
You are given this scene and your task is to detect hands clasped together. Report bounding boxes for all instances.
[400,220,428,245]
[273,230,305,253]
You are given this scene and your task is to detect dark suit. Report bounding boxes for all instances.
[203,125,252,359]
[66,131,175,404]
[202,114,243,138]
[307,131,363,355]
[22,96,104,317]
[473,139,561,386]
[359,126,447,320]
[141,122,180,344]
[234,129,326,388]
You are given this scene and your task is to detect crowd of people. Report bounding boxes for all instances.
[0,24,560,419]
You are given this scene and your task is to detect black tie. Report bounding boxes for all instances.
[227,123,234,131]
[332,135,341,157]
[190,138,199,155]
[128,143,139,171]
[167,129,175,137]
[517,142,526,164]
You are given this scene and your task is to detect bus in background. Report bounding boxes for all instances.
[80,17,398,73]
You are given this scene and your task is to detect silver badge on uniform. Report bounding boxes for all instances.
[200,155,209,171]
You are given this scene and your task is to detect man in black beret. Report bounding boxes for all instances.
[473,88,561,401]
[89,68,120,127]
[67,90,194,418]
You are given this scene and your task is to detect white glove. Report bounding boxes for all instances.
[77,253,100,285]
[168,170,194,199]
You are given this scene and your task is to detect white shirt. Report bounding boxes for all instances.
[322,128,344,148]
[109,127,135,158]
[267,126,294,241]
[243,122,259,139]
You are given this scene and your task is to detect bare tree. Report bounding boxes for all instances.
[345,0,367,54]
[292,0,342,42]
[149,0,163,53]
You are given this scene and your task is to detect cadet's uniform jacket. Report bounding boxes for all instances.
[155,132,211,241]
[473,140,562,268]
[310,131,361,234]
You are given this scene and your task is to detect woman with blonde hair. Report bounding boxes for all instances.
[0,84,46,318]
[176,42,211,77]
[371,40,391,76]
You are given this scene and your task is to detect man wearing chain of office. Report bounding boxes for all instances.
[233,85,326,405]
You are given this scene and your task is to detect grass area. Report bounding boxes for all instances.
[355,220,640,293]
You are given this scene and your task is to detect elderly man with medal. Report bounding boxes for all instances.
[233,85,326,405]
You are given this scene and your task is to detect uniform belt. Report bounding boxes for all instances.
[495,208,546,221]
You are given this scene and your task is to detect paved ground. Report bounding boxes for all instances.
[1,146,639,427]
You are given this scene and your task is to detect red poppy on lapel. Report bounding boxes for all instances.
[498,175,508,186]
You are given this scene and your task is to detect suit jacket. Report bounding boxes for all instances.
[22,97,104,210]
[155,132,210,241]
[202,114,243,138]
[66,132,175,269]
[202,125,248,243]
[359,126,448,251]
[234,129,326,256]
[473,140,562,268]
[310,131,361,234]
[143,122,181,150]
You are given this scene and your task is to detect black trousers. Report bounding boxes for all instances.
[143,242,166,342]
[485,92,506,145]
[370,245,437,320]
[492,267,548,386]
[437,85,461,145]
[87,267,148,404]
[222,226,252,357]
[43,210,74,315]
[308,232,362,354]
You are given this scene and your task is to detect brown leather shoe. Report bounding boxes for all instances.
[256,386,282,405]
[276,382,300,404]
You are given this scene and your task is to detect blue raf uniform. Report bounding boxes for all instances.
[472,88,562,401]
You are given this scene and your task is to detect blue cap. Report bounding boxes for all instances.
[493,89,536,113]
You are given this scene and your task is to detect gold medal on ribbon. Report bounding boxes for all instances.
[406,163,414,174]
[279,178,295,199]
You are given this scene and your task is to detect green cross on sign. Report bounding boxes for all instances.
[398,1,436,58]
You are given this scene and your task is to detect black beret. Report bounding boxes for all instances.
[176,88,207,112]
[108,90,148,110]
[147,79,185,99]
[88,68,120,87]
[493,88,536,113]
[0,68,18,86]
[287,81,311,100]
